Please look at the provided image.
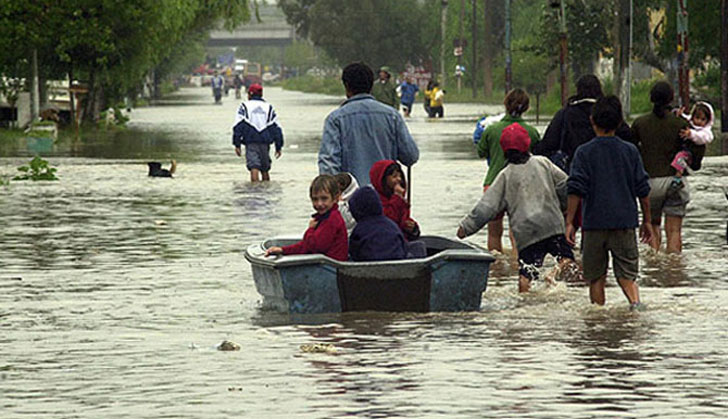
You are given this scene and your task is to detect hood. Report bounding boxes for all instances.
[340,173,359,201]
[349,186,383,221]
[379,66,392,76]
[369,159,397,195]
[695,101,715,129]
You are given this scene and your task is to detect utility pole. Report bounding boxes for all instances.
[472,0,477,98]
[504,0,511,93]
[31,49,40,123]
[722,0,727,154]
[441,0,449,88]
[457,0,465,93]
[626,0,633,117]
[558,0,568,107]
[676,0,689,107]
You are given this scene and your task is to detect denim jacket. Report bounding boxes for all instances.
[318,94,419,186]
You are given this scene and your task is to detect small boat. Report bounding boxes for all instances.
[244,235,495,314]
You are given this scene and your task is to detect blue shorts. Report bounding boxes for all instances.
[245,142,271,171]
[518,234,574,281]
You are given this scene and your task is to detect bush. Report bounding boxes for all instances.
[13,156,59,181]
[282,75,344,96]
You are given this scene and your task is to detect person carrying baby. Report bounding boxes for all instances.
[265,174,348,261]
[670,101,715,191]
[368,160,421,241]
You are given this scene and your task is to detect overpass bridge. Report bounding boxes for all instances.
[207,5,295,48]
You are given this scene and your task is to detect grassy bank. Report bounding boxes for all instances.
[281,75,345,96]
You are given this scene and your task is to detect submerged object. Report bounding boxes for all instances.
[245,235,494,314]
[147,160,176,177]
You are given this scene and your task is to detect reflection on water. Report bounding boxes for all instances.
[2,87,728,417]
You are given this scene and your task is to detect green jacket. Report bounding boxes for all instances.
[476,115,541,186]
[371,78,400,110]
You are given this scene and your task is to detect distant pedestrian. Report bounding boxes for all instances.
[371,66,400,110]
[233,73,243,99]
[398,76,419,117]
[423,80,434,116]
[211,71,225,104]
[566,96,652,309]
[427,82,445,118]
[631,81,704,253]
[318,62,419,186]
[232,83,284,182]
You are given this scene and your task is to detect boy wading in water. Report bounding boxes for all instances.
[457,123,579,293]
[566,96,653,310]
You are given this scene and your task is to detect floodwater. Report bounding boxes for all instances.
[1,86,728,418]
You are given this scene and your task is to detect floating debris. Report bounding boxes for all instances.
[216,340,241,351]
[299,343,337,354]
[154,220,167,226]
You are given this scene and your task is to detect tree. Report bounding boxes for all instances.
[280,0,436,71]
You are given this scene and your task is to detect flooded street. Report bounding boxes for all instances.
[2,86,728,417]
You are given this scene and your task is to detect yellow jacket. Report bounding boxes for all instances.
[430,87,444,107]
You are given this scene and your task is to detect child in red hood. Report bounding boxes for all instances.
[369,160,421,241]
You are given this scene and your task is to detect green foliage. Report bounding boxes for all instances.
[282,75,344,96]
[12,156,59,181]
[280,0,435,70]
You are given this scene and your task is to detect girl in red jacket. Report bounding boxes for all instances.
[369,160,421,241]
[265,175,348,261]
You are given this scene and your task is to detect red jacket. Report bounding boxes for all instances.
[282,204,348,261]
[369,160,420,240]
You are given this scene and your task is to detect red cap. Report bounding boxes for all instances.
[248,83,263,96]
[499,123,531,153]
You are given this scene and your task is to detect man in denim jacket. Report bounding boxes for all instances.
[318,62,419,186]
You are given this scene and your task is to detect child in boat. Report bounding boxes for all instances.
[369,159,421,241]
[265,174,348,261]
[348,186,408,261]
[334,172,359,236]
[669,101,715,192]
[457,122,580,293]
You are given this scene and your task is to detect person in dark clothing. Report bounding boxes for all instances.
[533,74,633,174]
[566,96,652,310]
[348,186,408,261]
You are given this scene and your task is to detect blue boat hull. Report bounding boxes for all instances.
[245,236,495,314]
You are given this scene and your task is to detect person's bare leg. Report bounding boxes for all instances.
[650,223,662,251]
[664,216,683,253]
[518,275,530,293]
[262,171,270,181]
[487,219,504,253]
[617,277,640,304]
[250,169,261,182]
[589,275,607,305]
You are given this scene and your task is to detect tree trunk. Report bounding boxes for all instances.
[614,0,631,111]
[482,0,493,98]
[440,1,448,88]
[31,48,40,122]
[721,0,728,154]
[84,70,104,123]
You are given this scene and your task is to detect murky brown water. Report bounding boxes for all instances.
[2,87,728,418]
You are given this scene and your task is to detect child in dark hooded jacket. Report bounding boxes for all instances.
[369,159,421,241]
[348,186,408,261]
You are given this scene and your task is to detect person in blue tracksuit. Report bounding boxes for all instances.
[232,83,284,182]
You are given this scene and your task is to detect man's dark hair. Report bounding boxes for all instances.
[650,81,674,118]
[591,95,623,131]
[342,62,374,95]
[575,75,603,100]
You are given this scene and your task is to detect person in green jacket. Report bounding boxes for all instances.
[371,66,400,110]
[475,88,541,253]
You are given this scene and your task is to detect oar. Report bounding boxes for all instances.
[407,165,412,205]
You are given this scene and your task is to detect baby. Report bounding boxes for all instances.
[670,101,714,191]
